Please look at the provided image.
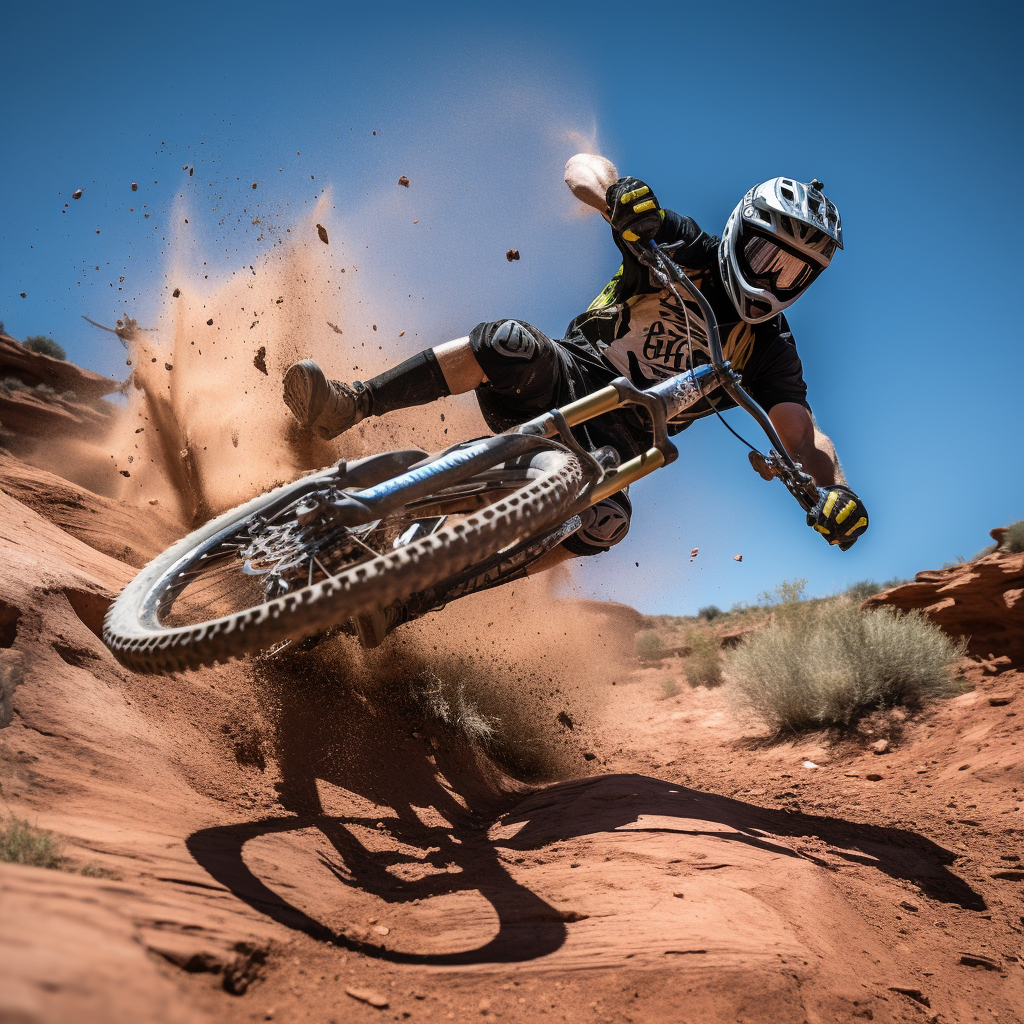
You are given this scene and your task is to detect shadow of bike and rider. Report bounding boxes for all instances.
[186,648,986,967]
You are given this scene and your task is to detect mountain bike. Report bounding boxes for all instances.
[103,242,820,674]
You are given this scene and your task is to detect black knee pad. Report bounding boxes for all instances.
[469,320,558,403]
[561,490,632,556]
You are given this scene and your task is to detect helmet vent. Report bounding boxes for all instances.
[756,207,772,224]
[781,186,795,202]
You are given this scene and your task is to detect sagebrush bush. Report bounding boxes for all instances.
[845,579,882,601]
[1000,520,1024,554]
[23,335,66,360]
[726,599,964,733]
[0,816,63,869]
[698,605,723,622]
[635,630,664,660]
[684,630,724,688]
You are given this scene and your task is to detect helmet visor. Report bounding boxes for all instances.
[739,229,823,300]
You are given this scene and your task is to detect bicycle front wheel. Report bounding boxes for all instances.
[103,441,584,673]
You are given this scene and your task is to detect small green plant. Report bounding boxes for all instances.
[1000,520,1024,554]
[23,335,66,360]
[0,815,64,869]
[635,630,664,660]
[684,630,724,688]
[845,580,882,601]
[726,600,964,734]
[698,605,723,622]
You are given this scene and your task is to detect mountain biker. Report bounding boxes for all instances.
[283,154,868,560]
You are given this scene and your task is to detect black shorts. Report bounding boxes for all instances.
[468,319,650,461]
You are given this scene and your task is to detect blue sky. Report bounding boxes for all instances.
[2,1,1021,615]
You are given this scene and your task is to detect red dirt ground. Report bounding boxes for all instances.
[1,451,1022,1024]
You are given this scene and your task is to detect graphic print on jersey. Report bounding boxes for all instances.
[601,287,711,385]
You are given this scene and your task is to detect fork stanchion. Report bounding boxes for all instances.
[557,386,622,428]
[590,447,666,501]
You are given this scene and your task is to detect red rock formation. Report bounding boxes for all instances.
[864,528,1024,664]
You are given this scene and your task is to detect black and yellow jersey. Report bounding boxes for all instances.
[564,209,810,426]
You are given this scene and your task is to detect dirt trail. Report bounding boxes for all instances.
[1,452,1022,1024]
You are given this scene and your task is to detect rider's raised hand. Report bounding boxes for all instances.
[606,177,664,244]
[807,484,868,551]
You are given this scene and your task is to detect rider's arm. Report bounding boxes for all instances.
[768,403,845,488]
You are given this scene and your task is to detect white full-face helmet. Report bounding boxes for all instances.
[719,177,843,324]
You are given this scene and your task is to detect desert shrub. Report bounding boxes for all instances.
[412,669,496,747]
[726,599,964,733]
[659,677,680,699]
[845,579,882,601]
[0,376,27,394]
[698,604,723,622]
[684,630,724,688]
[759,577,807,607]
[0,816,64,869]
[23,335,66,360]
[1000,520,1024,554]
[635,630,664,660]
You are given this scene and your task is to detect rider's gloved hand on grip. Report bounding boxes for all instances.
[606,177,664,244]
[807,484,868,551]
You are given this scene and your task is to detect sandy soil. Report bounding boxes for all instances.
[1,449,1021,1024]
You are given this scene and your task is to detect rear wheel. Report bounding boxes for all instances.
[103,442,584,673]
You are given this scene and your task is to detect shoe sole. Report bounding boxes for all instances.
[283,360,327,428]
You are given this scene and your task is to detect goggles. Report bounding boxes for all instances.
[739,228,825,300]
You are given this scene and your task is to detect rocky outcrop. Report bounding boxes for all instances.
[864,528,1024,664]
[0,333,119,454]
[0,334,119,402]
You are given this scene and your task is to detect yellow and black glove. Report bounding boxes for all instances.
[807,484,868,551]
[606,176,663,244]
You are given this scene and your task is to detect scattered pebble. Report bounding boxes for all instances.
[206,318,214,326]
[959,952,1000,970]
[251,182,258,189]
[733,554,743,562]
[871,738,890,754]
[888,985,930,1007]
[164,363,173,371]
[119,470,130,478]
[131,182,138,191]
[398,175,410,187]
[20,292,26,298]
[172,288,181,298]
[988,693,1013,706]
[398,330,405,337]
[506,248,520,262]
[316,223,329,244]
[253,347,268,375]
[327,322,343,334]
[345,987,388,1009]
[802,760,819,769]
[690,547,698,558]
[865,773,883,782]
[372,924,390,936]
[991,869,1024,881]
[148,499,159,505]
[72,189,83,199]
[899,901,919,912]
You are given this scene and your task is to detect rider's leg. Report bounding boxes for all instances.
[283,337,489,440]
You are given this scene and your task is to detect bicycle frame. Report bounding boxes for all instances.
[513,241,821,514]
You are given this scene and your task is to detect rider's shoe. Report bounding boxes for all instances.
[283,359,373,440]
[351,602,406,649]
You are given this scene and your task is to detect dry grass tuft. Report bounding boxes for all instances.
[0,815,64,869]
[726,599,964,733]
[1000,520,1024,554]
